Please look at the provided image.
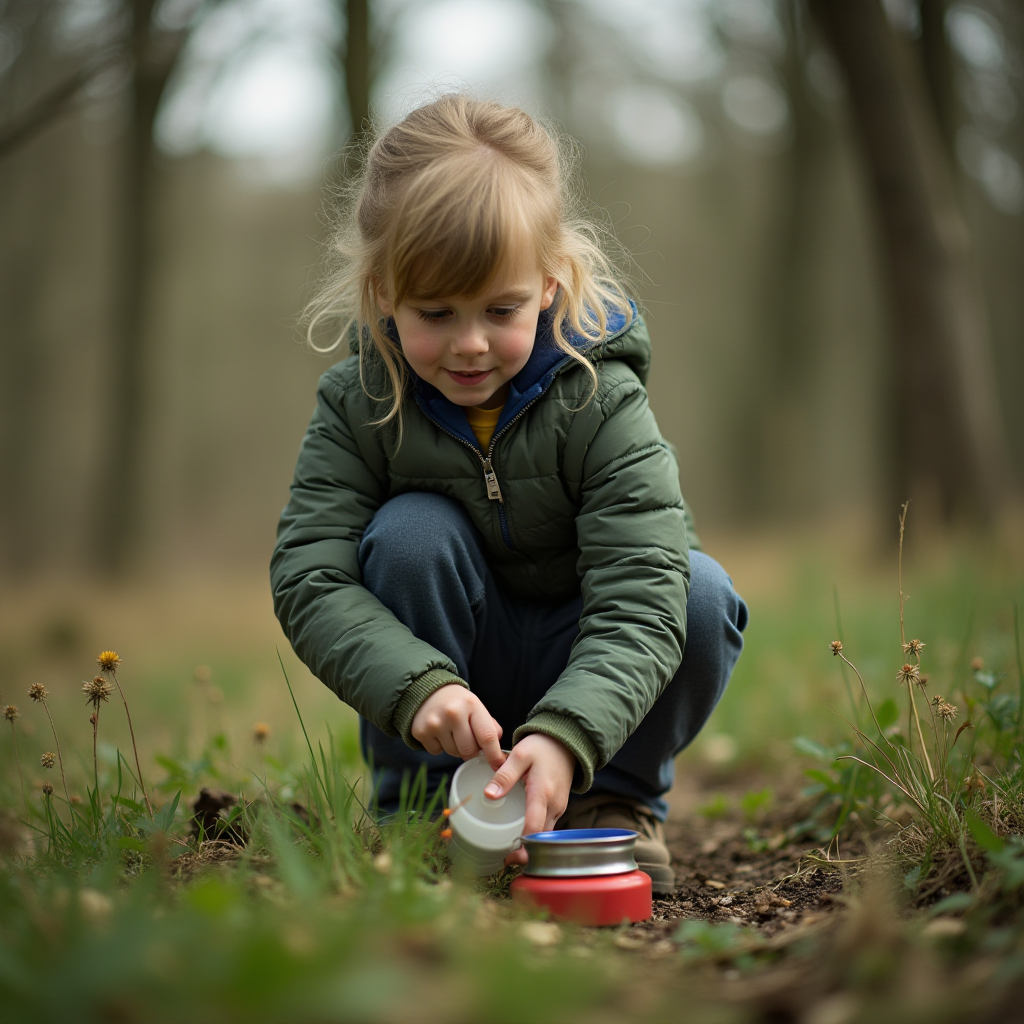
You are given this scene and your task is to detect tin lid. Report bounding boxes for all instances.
[521,828,639,878]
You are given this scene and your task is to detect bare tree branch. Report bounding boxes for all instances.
[0,48,123,160]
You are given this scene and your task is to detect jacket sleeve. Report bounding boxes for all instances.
[512,375,689,784]
[270,370,463,736]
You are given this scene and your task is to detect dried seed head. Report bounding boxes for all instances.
[936,701,958,721]
[82,676,113,707]
[3,705,18,722]
[97,651,121,672]
[28,683,48,703]
[40,751,55,769]
[897,664,920,686]
[253,722,270,743]
[902,638,926,657]
[42,783,54,797]
[931,694,943,706]
[970,656,984,672]
[830,640,843,656]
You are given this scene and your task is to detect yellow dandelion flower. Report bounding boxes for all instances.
[97,651,121,672]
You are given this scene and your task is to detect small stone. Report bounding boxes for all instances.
[718,895,735,906]
[614,933,646,950]
[922,917,967,939]
[78,888,113,925]
[705,879,726,890]
[520,921,562,947]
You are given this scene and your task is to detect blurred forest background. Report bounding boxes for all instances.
[0,0,1021,585]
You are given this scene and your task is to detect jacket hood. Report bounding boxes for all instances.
[409,299,649,451]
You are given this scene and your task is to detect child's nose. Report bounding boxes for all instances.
[451,323,488,357]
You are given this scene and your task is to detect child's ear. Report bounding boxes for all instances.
[539,276,559,311]
[373,279,394,316]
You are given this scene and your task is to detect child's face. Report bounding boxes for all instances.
[382,262,558,409]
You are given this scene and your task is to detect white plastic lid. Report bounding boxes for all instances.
[448,754,526,872]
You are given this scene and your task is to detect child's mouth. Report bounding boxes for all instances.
[446,369,492,386]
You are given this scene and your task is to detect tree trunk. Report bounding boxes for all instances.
[344,0,370,138]
[809,0,1014,523]
[93,1,184,573]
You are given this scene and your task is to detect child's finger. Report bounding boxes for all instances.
[451,721,483,761]
[469,709,504,769]
[484,748,525,800]
[521,785,549,838]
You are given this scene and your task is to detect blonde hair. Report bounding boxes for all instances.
[305,94,632,424]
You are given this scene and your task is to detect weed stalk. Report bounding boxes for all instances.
[29,684,71,807]
[5,705,27,812]
[99,654,153,817]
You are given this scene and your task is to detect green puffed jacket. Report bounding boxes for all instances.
[270,304,697,791]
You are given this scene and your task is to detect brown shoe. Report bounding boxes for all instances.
[556,794,675,893]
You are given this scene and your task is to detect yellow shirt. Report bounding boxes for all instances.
[465,403,502,450]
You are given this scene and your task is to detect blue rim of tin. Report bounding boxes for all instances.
[523,828,638,842]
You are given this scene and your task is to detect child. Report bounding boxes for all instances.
[271,95,747,892]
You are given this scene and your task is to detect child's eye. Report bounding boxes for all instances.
[489,305,521,321]
[416,309,451,323]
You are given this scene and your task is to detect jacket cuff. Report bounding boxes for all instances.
[393,669,468,749]
[512,712,599,794]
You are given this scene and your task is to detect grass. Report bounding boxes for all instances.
[2,523,1024,1022]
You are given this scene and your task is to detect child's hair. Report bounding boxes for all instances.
[305,94,632,424]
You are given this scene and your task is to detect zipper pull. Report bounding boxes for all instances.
[481,458,503,501]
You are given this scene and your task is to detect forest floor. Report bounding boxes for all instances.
[3,525,1024,1022]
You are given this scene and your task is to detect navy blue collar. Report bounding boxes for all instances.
[407,302,634,451]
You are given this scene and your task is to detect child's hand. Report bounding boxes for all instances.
[410,684,505,769]
[483,734,576,865]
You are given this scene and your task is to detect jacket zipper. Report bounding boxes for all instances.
[419,332,635,548]
[419,387,551,551]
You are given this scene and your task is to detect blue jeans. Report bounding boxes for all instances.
[358,492,748,820]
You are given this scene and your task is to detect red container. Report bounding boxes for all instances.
[511,869,652,926]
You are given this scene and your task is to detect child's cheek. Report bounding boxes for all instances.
[502,323,537,373]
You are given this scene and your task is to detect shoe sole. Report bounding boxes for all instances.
[640,863,675,894]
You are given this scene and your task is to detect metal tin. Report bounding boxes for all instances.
[520,828,639,878]
[511,870,652,926]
